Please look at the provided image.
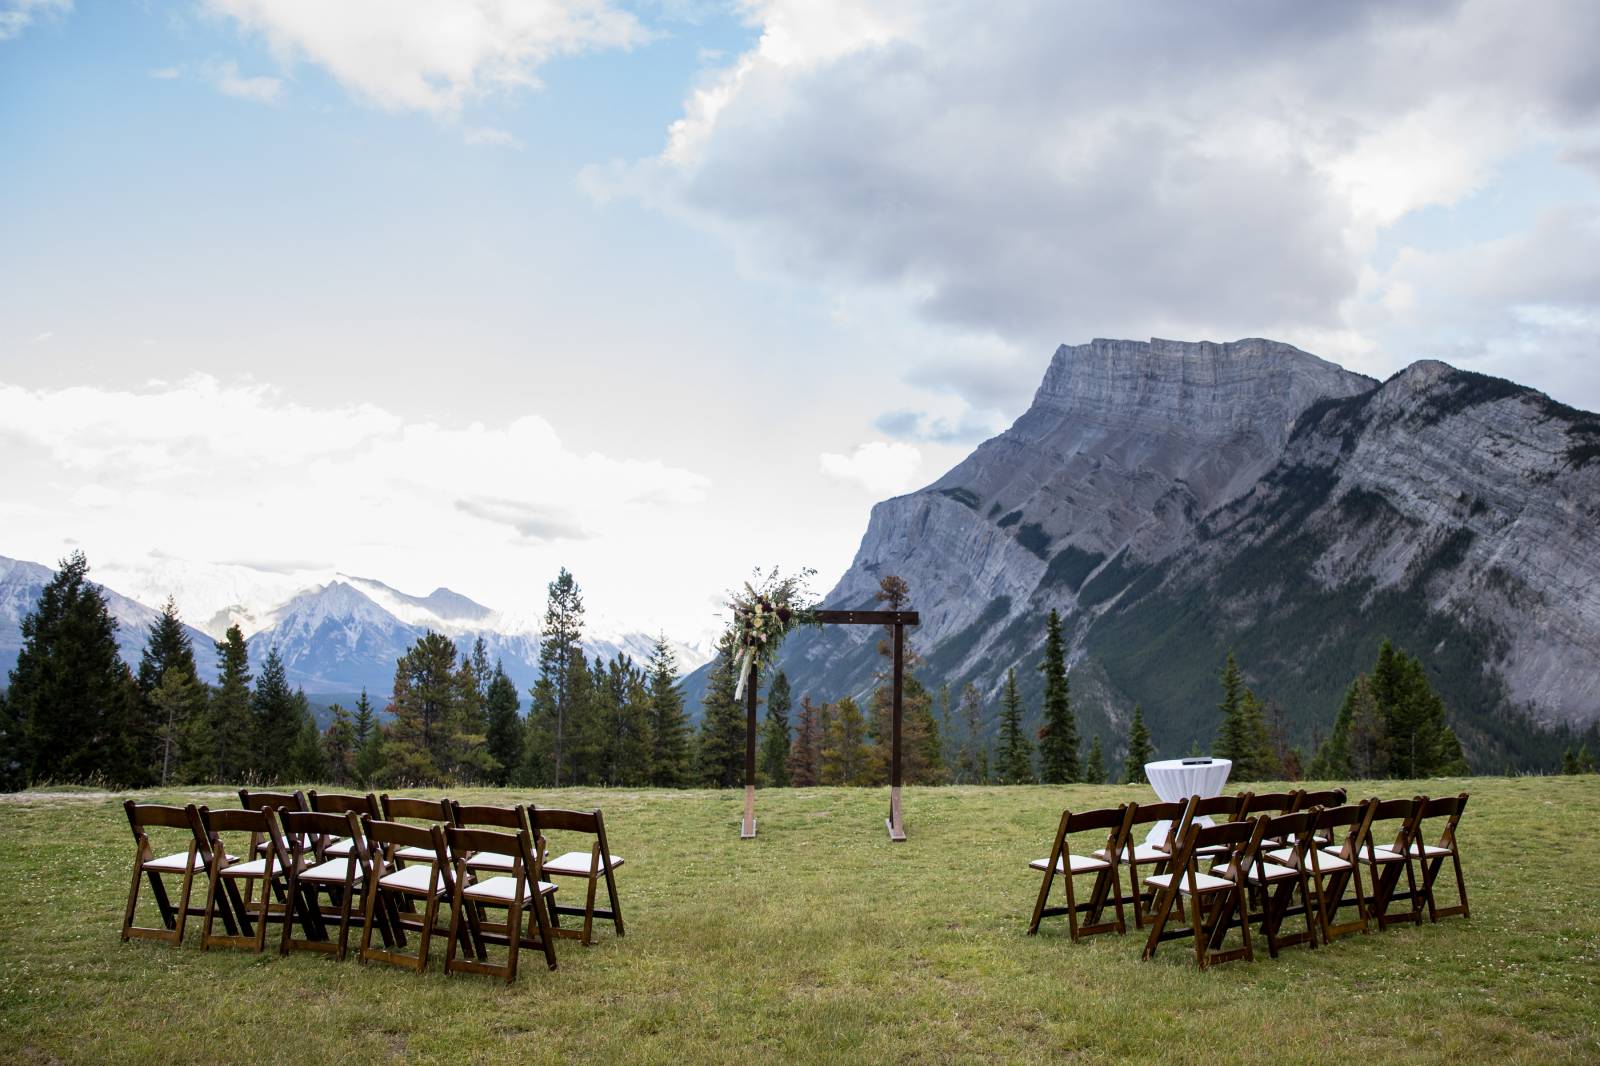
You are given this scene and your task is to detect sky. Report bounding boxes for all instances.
[3,0,1599,643]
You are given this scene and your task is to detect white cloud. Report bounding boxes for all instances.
[818,441,923,496]
[203,0,647,115]
[0,0,69,42]
[463,125,521,148]
[148,66,181,80]
[612,1,1600,411]
[31,330,53,342]
[205,58,284,103]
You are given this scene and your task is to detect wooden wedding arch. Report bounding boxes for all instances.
[740,608,921,842]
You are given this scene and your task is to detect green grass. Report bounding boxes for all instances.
[3,777,1598,1064]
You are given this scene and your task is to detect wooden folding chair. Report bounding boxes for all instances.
[1176,793,1251,859]
[277,809,368,960]
[1357,797,1425,931]
[307,790,380,860]
[1141,816,1267,969]
[1378,792,1469,922]
[1245,810,1320,957]
[1294,788,1349,845]
[1297,801,1375,943]
[358,816,464,973]
[443,825,559,981]
[1026,805,1127,940]
[189,805,285,952]
[238,788,307,855]
[379,794,455,865]
[1094,799,1187,929]
[121,801,216,946]
[528,805,626,945]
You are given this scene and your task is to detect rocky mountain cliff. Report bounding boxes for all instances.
[718,338,1600,771]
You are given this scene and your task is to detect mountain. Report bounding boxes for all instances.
[692,338,1600,770]
[0,555,213,679]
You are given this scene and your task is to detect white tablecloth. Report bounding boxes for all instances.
[1143,757,1232,845]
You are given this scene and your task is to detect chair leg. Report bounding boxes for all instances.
[582,875,599,946]
[1027,867,1054,935]
[122,850,145,942]
[530,889,558,972]
[505,898,523,984]
[603,867,624,937]
[1141,880,1179,961]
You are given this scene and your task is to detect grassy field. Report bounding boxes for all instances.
[2,776,1597,1065]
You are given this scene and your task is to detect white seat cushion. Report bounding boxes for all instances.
[1303,848,1353,873]
[146,849,236,872]
[1029,852,1110,875]
[1247,861,1301,884]
[396,844,438,862]
[299,857,361,884]
[1145,870,1234,895]
[1352,846,1406,866]
[462,876,557,904]
[1377,842,1451,859]
[542,850,624,876]
[1094,843,1170,864]
[322,836,356,858]
[465,851,516,871]
[378,863,444,895]
[222,857,273,878]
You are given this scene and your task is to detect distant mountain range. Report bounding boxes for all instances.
[0,557,715,699]
[686,338,1600,771]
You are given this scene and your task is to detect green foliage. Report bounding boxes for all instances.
[383,631,493,786]
[1562,745,1596,774]
[1041,546,1107,593]
[1077,548,1141,607]
[8,552,147,787]
[696,642,746,789]
[288,695,328,782]
[759,670,792,787]
[483,662,523,786]
[820,696,872,785]
[937,486,981,509]
[1308,640,1471,779]
[597,655,652,786]
[210,626,253,782]
[251,647,300,782]
[994,668,1033,784]
[537,567,585,787]
[647,635,692,788]
[1084,734,1105,784]
[1212,653,1276,780]
[955,683,989,784]
[1123,704,1152,783]
[786,696,822,787]
[1036,609,1079,783]
[324,703,356,785]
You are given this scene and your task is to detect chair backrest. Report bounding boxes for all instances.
[380,794,452,823]
[278,809,365,868]
[1365,796,1422,857]
[1238,792,1296,818]
[308,790,379,818]
[451,801,529,833]
[443,825,537,882]
[1175,816,1265,882]
[1295,788,1347,811]
[1256,810,1315,863]
[125,800,192,836]
[1041,804,1126,869]
[1172,793,1247,849]
[190,804,280,873]
[1310,801,1373,862]
[1415,792,1467,848]
[361,815,441,857]
[1123,800,1187,853]
[239,788,307,813]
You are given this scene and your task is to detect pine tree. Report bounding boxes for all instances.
[210,625,253,782]
[138,598,204,785]
[287,692,327,781]
[1084,734,1105,784]
[0,689,21,791]
[251,647,300,781]
[820,697,871,785]
[325,703,356,785]
[599,655,653,786]
[153,669,209,785]
[483,662,523,786]
[386,631,488,785]
[468,636,493,701]
[696,641,746,788]
[1308,681,1356,779]
[1215,651,1249,766]
[537,568,585,787]
[449,648,495,783]
[956,683,989,784]
[759,670,792,787]
[354,718,387,787]
[646,635,692,788]
[1236,690,1274,781]
[1036,609,1079,783]
[787,695,823,787]
[1347,673,1387,779]
[995,668,1033,784]
[8,552,146,786]
[1124,704,1153,783]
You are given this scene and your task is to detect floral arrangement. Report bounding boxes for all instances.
[725,566,820,701]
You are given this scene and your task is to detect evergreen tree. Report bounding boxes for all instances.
[386,630,489,785]
[8,552,146,786]
[138,598,204,784]
[759,670,792,787]
[325,703,356,785]
[153,669,209,785]
[1124,704,1153,783]
[288,692,327,781]
[646,635,691,788]
[1236,690,1275,781]
[210,625,253,782]
[995,668,1034,784]
[599,655,653,786]
[1084,734,1105,784]
[1308,681,1355,779]
[1214,651,1249,766]
[956,683,989,784]
[1036,609,1079,783]
[0,689,21,792]
[536,567,585,787]
[468,636,493,701]
[820,696,871,785]
[352,688,376,750]
[354,717,387,786]
[787,695,823,787]
[1347,673,1387,779]
[483,662,523,786]
[252,647,300,782]
[696,641,747,788]
[937,683,955,772]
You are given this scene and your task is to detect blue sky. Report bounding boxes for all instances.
[3,0,1599,642]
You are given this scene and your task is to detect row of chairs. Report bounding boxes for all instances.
[120,790,625,983]
[1027,789,1469,968]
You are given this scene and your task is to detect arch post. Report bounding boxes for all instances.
[741,661,758,839]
